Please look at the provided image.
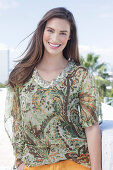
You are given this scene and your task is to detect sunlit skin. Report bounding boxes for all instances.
[43,18,70,58]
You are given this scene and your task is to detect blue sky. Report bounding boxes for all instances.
[0,0,113,70]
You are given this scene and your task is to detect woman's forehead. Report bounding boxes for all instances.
[45,18,70,31]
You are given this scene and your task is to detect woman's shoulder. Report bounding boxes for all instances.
[70,61,88,75]
[6,84,24,96]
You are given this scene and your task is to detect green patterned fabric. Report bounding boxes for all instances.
[4,60,102,168]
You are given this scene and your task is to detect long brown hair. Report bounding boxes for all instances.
[8,7,80,88]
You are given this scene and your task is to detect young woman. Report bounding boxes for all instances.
[4,7,102,170]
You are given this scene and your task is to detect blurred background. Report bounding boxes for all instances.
[0,0,113,169]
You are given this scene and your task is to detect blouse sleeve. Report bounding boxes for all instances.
[78,68,102,128]
[4,85,25,168]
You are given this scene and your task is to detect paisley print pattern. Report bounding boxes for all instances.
[4,60,102,168]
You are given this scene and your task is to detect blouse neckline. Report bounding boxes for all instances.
[32,60,75,88]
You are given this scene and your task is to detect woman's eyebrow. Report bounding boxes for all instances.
[46,26,68,33]
[46,27,54,30]
[60,30,68,33]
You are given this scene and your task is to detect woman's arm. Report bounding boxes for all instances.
[85,124,101,170]
[17,162,25,170]
[4,86,25,168]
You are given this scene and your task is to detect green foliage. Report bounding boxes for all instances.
[81,53,106,74]
[95,76,110,101]
[81,53,111,101]
[0,82,5,88]
[110,89,113,97]
[106,88,113,97]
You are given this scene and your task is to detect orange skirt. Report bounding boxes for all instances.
[24,160,91,170]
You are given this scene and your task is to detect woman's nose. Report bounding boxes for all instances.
[52,33,59,42]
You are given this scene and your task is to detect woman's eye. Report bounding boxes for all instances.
[60,32,66,35]
[47,29,53,33]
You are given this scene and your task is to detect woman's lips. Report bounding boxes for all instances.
[48,42,61,49]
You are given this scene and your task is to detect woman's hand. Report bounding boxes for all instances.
[17,163,25,170]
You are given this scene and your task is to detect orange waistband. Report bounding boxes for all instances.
[24,160,90,170]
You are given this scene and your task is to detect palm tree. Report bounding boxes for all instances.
[80,53,110,101]
[81,53,106,74]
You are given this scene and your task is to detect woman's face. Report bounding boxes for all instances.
[43,18,70,56]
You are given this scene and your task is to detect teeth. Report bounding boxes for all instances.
[49,43,60,47]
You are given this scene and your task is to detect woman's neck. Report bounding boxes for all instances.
[38,53,68,70]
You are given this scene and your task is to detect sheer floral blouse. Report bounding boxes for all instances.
[4,60,102,168]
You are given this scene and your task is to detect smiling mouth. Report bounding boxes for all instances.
[48,42,61,48]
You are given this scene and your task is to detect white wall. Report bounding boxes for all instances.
[0,50,9,84]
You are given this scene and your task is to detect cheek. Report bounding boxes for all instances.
[61,37,69,45]
[43,33,46,42]
[43,31,49,42]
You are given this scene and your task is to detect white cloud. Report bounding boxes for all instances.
[0,0,19,10]
[0,43,23,56]
[79,45,113,70]
[79,45,113,57]
[0,43,8,50]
